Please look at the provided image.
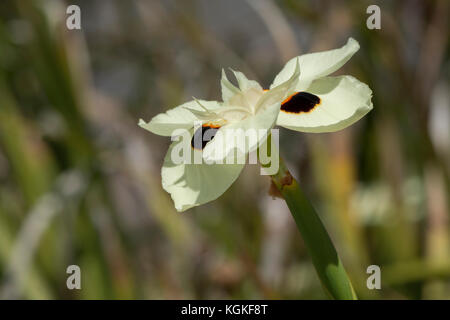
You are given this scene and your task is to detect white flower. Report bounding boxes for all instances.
[139,38,373,211]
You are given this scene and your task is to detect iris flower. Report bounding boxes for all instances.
[139,38,373,212]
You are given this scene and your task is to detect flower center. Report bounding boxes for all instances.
[219,87,265,122]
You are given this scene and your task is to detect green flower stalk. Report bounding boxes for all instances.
[271,156,357,299]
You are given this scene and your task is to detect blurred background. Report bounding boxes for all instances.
[0,0,448,299]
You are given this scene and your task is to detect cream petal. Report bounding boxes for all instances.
[202,103,281,163]
[138,100,221,136]
[276,75,373,133]
[162,138,244,212]
[271,38,360,91]
[221,69,240,103]
[230,69,263,92]
[256,59,300,112]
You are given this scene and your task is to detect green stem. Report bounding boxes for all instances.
[270,156,357,300]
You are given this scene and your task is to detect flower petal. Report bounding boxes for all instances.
[138,100,221,136]
[276,75,373,133]
[256,58,300,112]
[230,69,263,92]
[221,69,240,103]
[162,139,244,212]
[202,102,281,162]
[271,38,360,90]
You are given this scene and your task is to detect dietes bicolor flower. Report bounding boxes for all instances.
[139,38,373,211]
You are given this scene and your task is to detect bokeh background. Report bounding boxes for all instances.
[0,0,449,299]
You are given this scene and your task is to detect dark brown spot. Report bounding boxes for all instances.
[281,92,321,114]
[191,125,220,150]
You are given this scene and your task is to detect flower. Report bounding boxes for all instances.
[139,38,373,212]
